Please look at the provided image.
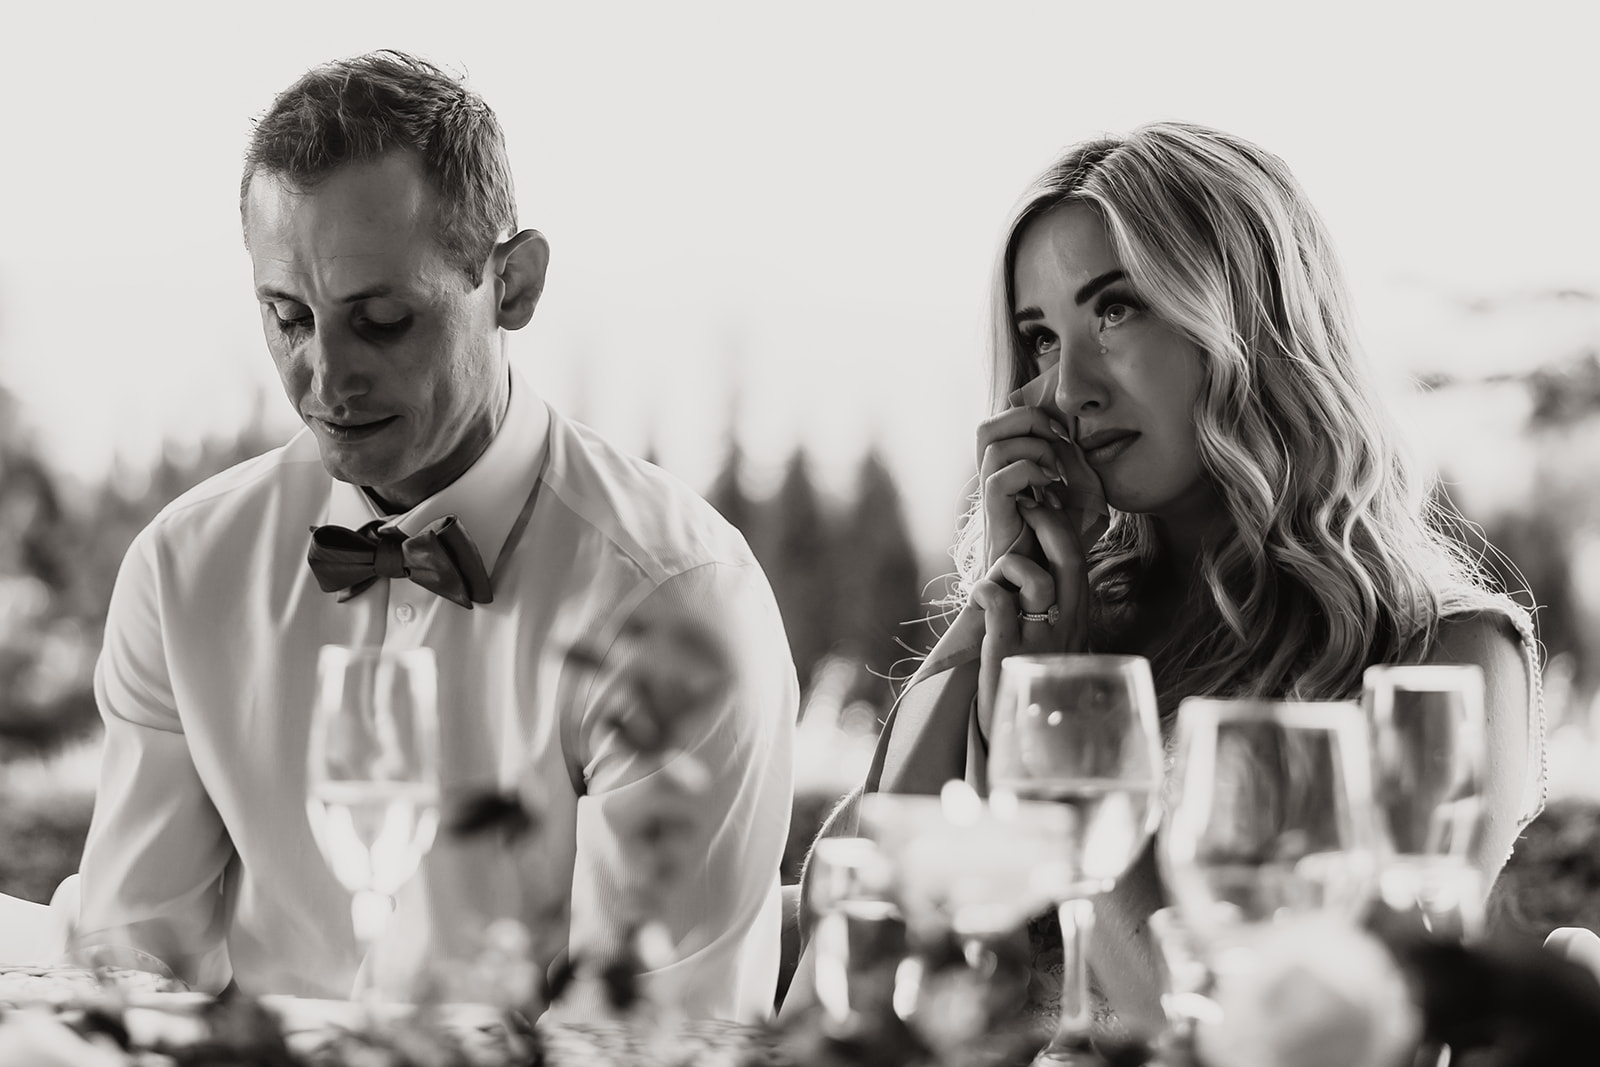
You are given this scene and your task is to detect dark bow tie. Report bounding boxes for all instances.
[306,517,493,609]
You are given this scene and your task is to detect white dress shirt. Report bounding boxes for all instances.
[78,367,798,1021]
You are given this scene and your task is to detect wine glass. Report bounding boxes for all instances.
[986,654,1164,1066]
[305,644,442,1001]
[1159,698,1381,943]
[857,785,1074,1050]
[805,835,906,1035]
[1364,663,1488,940]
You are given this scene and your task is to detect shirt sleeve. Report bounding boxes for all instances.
[564,559,797,1022]
[76,527,234,990]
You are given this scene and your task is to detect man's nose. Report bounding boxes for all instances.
[306,331,370,413]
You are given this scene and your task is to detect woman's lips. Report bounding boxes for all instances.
[316,416,397,443]
[1082,431,1138,466]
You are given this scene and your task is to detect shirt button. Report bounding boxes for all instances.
[395,603,416,623]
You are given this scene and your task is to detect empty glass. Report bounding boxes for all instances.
[806,835,905,1035]
[1364,663,1489,939]
[1159,698,1381,943]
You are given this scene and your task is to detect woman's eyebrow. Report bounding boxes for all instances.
[1074,269,1126,305]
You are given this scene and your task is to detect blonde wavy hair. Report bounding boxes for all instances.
[953,122,1531,712]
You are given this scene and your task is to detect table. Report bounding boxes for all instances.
[0,966,771,1066]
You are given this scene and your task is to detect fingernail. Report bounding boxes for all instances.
[1018,495,1039,509]
[1047,466,1065,482]
[1049,420,1071,441]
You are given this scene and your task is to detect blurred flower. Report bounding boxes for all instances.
[0,1012,127,1067]
[567,614,732,756]
[1195,916,1420,1067]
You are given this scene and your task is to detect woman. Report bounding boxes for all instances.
[784,122,1543,1030]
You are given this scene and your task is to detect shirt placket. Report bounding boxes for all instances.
[379,577,438,651]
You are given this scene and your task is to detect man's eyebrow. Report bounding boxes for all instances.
[1074,269,1126,305]
[253,285,396,302]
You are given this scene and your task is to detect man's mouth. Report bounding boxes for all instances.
[315,416,398,443]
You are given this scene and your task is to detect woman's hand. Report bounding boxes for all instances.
[970,494,1101,738]
[976,406,1072,571]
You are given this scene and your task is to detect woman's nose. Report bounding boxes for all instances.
[1052,339,1107,414]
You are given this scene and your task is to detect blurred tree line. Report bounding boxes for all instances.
[705,441,931,715]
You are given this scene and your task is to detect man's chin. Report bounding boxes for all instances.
[314,447,399,493]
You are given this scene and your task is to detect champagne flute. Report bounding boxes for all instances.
[1364,663,1488,940]
[986,654,1164,1066]
[305,645,442,1002]
[1159,698,1381,942]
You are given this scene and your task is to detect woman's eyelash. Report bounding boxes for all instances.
[1020,328,1056,353]
[1092,291,1145,320]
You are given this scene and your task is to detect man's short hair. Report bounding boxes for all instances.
[242,50,517,287]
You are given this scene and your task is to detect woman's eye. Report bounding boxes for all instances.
[1093,292,1145,329]
[1025,331,1058,358]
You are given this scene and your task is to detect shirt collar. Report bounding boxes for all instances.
[322,364,549,577]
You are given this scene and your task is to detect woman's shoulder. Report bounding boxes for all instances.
[1427,605,1537,678]
[1429,604,1547,829]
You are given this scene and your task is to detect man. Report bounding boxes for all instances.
[76,51,797,1022]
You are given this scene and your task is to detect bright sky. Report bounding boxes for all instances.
[1,1,1597,565]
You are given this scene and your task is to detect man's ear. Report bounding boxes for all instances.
[493,229,549,331]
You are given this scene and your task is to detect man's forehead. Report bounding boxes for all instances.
[245,157,445,293]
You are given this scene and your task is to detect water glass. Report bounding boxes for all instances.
[1364,663,1488,938]
[1160,698,1380,942]
[807,836,905,1035]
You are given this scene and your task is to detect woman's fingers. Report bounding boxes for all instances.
[1049,429,1103,495]
[970,542,1083,737]
[987,549,1057,617]
[1020,496,1087,570]
[1037,433,1111,546]
[978,434,1061,484]
[1018,501,1092,638]
[976,406,1071,473]
[982,458,1057,567]
[970,578,1018,741]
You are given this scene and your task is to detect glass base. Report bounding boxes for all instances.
[1032,1032,1101,1067]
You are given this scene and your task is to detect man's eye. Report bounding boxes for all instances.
[273,311,312,333]
[361,318,412,338]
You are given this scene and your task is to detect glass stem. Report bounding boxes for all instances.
[1054,896,1096,1042]
[351,890,395,1003]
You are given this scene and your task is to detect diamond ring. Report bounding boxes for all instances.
[1018,605,1061,625]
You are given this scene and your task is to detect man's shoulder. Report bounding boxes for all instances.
[540,412,756,582]
[140,432,326,548]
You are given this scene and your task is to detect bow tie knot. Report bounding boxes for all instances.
[370,529,409,581]
[307,516,493,609]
